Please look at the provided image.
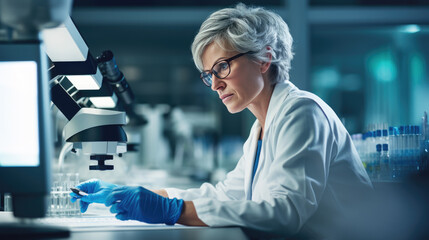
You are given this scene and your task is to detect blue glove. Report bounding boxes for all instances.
[105,186,184,225]
[70,179,117,213]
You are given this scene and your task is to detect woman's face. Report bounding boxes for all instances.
[201,42,269,113]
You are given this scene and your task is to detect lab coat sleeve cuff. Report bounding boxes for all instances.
[164,188,185,199]
[192,198,218,227]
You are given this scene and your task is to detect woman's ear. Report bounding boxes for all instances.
[260,46,272,74]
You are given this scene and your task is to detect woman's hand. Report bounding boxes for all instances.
[105,186,184,225]
[70,179,118,213]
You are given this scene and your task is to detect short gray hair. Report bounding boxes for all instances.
[191,3,294,83]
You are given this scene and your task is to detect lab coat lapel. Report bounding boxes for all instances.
[244,82,294,200]
[263,82,294,134]
[244,122,261,200]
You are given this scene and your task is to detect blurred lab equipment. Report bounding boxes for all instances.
[212,136,244,183]
[138,104,172,168]
[0,0,71,238]
[170,107,219,177]
[352,111,429,182]
[138,105,221,179]
[0,0,70,220]
[0,45,54,217]
[3,194,12,212]
[47,173,80,217]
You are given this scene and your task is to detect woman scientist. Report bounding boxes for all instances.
[71,3,372,239]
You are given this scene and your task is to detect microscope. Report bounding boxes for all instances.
[45,15,132,171]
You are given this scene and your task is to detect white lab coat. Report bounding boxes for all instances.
[166,82,372,238]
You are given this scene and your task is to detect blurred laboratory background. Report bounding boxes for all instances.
[1,0,429,239]
[46,0,429,188]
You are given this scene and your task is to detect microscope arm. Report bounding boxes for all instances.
[50,80,127,170]
[50,80,81,121]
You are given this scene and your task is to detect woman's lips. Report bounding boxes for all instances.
[221,94,233,103]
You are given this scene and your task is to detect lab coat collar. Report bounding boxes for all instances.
[263,81,294,133]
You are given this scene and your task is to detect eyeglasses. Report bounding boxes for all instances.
[200,51,253,87]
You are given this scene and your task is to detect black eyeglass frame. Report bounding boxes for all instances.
[200,51,254,87]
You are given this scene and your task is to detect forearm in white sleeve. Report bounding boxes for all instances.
[192,196,301,237]
[165,154,246,201]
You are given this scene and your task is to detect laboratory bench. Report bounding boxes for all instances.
[50,227,249,240]
[0,222,249,240]
[0,211,250,240]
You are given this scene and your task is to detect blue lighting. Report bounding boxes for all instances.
[399,24,421,34]
[367,49,397,83]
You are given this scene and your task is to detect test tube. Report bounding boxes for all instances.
[64,173,71,216]
[382,129,388,145]
[58,173,65,217]
[4,193,12,212]
[396,126,405,178]
[414,126,421,172]
[49,186,55,217]
[363,133,370,175]
[391,127,399,180]
[73,173,80,215]
[380,144,389,181]
[47,172,81,217]
[374,144,382,180]
[68,173,80,216]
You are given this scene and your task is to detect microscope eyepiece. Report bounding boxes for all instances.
[96,50,134,106]
[96,50,114,62]
[97,50,122,82]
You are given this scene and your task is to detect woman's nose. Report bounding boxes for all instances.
[211,75,225,91]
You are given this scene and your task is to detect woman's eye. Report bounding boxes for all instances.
[218,62,228,71]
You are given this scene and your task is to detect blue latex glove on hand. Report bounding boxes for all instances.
[70,179,117,213]
[105,186,184,225]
